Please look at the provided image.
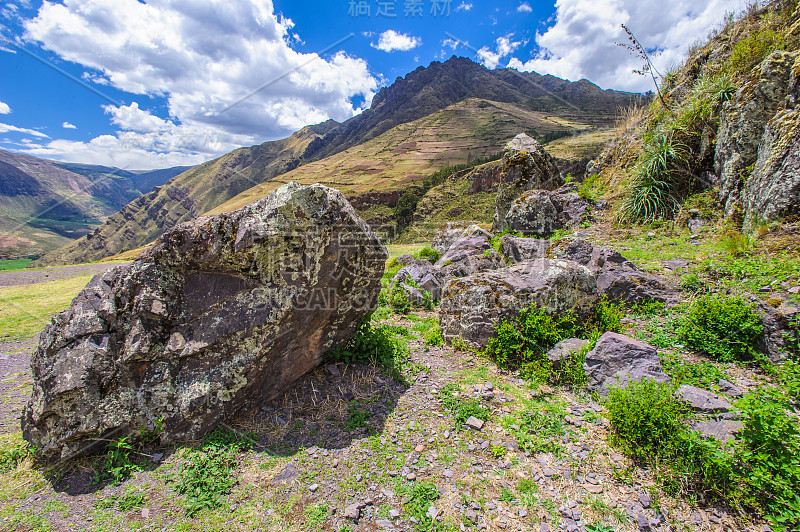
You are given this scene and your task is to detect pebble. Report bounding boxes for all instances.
[466,416,485,430]
[308,483,319,492]
[344,504,361,521]
[141,508,150,519]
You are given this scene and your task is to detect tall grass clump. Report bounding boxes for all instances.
[621,131,688,223]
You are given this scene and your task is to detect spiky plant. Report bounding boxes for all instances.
[621,131,688,223]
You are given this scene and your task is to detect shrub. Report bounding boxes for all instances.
[727,28,784,75]
[606,379,689,462]
[0,436,32,473]
[680,273,705,293]
[327,318,410,379]
[591,297,623,334]
[733,390,800,528]
[415,246,441,264]
[660,353,726,390]
[677,294,763,362]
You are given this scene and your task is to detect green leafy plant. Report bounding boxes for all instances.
[621,131,688,223]
[346,402,371,431]
[513,398,567,454]
[174,444,237,516]
[328,318,410,380]
[660,353,726,390]
[606,379,689,462]
[680,272,706,293]
[416,246,441,264]
[96,437,142,484]
[0,437,32,473]
[489,444,507,458]
[677,294,763,362]
[399,480,440,529]
[550,341,592,387]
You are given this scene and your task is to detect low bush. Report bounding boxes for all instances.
[484,299,621,381]
[677,294,763,362]
[415,246,441,264]
[660,353,726,390]
[95,437,142,484]
[606,379,689,462]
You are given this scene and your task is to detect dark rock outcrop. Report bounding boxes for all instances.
[754,298,799,363]
[742,59,800,233]
[584,332,669,396]
[714,51,798,216]
[492,134,563,233]
[434,235,505,280]
[439,259,598,348]
[22,182,387,461]
[392,257,445,300]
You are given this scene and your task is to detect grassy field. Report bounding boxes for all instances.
[0,259,34,272]
[0,275,92,340]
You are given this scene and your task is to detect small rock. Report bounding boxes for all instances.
[718,379,743,398]
[426,506,439,520]
[389,508,400,519]
[325,364,341,377]
[637,512,651,530]
[406,473,417,481]
[150,452,163,462]
[443,469,454,478]
[638,492,651,508]
[677,385,733,413]
[465,416,485,430]
[465,509,478,523]
[141,508,150,519]
[415,444,426,453]
[344,504,361,521]
[308,483,319,492]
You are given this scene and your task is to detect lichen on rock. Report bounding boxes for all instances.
[22,181,387,462]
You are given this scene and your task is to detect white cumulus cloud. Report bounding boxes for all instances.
[477,35,522,69]
[0,101,10,114]
[505,0,743,92]
[517,3,533,12]
[62,121,77,129]
[371,30,422,52]
[20,0,378,168]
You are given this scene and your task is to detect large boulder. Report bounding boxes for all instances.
[434,235,505,280]
[714,51,797,216]
[501,235,550,264]
[503,184,591,238]
[439,259,598,348]
[492,134,563,233]
[392,258,445,300]
[549,238,676,304]
[584,333,669,396]
[431,221,487,254]
[754,299,799,363]
[22,182,387,461]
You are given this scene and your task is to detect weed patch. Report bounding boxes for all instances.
[677,294,762,362]
[437,383,490,426]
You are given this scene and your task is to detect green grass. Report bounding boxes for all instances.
[0,258,34,271]
[0,274,93,340]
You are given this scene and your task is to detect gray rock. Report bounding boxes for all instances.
[549,239,676,304]
[693,419,743,443]
[344,503,361,521]
[715,51,798,215]
[431,221,488,254]
[500,235,550,264]
[663,259,688,271]
[546,338,590,373]
[439,259,599,348]
[637,511,651,530]
[754,299,799,363]
[502,186,591,238]
[22,182,386,462]
[465,416,485,430]
[393,259,444,300]
[718,379,743,398]
[584,333,669,396]
[677,385,733,414]
[493,134,563,233]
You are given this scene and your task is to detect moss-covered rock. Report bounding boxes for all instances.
[22,182,387,462]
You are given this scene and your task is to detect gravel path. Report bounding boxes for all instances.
[0,262,128,287]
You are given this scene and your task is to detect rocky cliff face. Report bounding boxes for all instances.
[22,182,386,461]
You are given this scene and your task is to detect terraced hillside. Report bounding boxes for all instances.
[0,150,186,259]
[35,56,640,266]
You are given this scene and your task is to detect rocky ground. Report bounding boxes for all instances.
[0,297,773,532]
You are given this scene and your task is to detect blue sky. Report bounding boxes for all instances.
[0,0,745,169]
